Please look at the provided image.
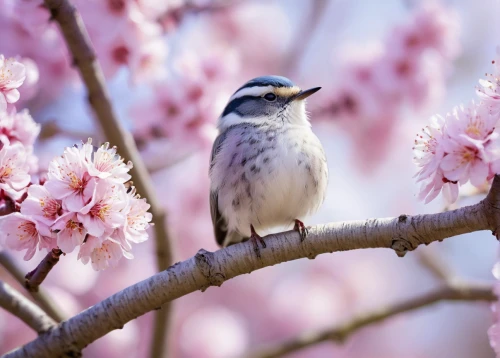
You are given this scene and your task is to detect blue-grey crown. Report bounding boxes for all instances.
[222,75,297,118]
[234,75,295,93]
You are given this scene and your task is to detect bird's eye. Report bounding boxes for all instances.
[263,93,277,101]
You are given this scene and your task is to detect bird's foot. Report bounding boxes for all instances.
[294,219,308,242]
[250,224,266,258]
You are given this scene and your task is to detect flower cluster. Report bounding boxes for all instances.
[0,139,152,270]
[316,2,460,170]
[0,1,173,106]
[0,55,38,206]
[414,52,500,203]
[130,48,238,167]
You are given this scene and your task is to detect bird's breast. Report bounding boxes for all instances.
[212,123,328,235]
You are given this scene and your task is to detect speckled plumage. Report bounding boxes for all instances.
[209,76,328,247]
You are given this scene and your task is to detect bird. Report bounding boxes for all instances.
[209,75,328,257]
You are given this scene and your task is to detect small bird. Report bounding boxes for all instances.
[209,75,328,257]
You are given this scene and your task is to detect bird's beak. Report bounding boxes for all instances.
[291,87,321,101]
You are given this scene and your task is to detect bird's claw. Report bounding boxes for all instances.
[294,219,308,242]
[250,225,266,258]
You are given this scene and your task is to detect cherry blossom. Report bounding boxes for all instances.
[0,137,152,270]
[78,235,132,271]
[87,141,133,183]
[114,187,152,250]
[316,2,460,169]
[78,180,127,237]
[20,185,61,226]
[0,212,55,260]
[0,142,30,199]
[0,55,26,113]
[51,212,86,254]
[44,143,96,212]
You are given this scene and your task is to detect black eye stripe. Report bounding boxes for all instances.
[222,95,255,117]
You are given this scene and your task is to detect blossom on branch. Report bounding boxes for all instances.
[0,212,54,260]
[0,55,26,113]
[0,139,151,271]
[414,53,500,203]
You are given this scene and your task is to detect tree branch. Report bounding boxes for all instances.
[249,282,496,358]
[283,0,329,76]
[25,249,63,292]
[0,252,66,323]
[0,280,57,334]
[41,1,174,356]
[6,175,500,357]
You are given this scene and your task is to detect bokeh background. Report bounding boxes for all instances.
[0,0,499,357]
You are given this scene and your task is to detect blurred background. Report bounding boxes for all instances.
[0,0,499,357]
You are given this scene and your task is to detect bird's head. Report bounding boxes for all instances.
[218,75,321,131]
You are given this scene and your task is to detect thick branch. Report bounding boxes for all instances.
[6,186,499,357]
[0,280,57,334]
[250,283,495,358]
[0,252,65,322]
[41,1,174,356]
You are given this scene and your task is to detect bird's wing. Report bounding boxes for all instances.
[210,131,229,247]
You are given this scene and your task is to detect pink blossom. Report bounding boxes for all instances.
[477,49,500,114]
[115,187,151,250]
[0,142,30,199]
[20,185,61,226]
[87,141,133,183]
[10,109,40,148]
[391,2,460,59]
[44,143,96,212]
[445,103,498,144]
[439,105,497,187]
[17,57,40,102]
[76,0,167,82]
[78,180,127,237]
[413,114,446,181]
[429,136,487,198]
[0,55,26,112]
[417,168,459,204]
[78,235,131,271]
[51,212,86,254]
[0,213,55,260]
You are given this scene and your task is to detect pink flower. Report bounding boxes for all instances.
[445,103,498,144]
[115,187,151,250]
[78,235,131,271]
[0,213,55,260]
[439,104,497,187]
[0,55,26,112]
[78,180,127,237]
[0,142,30,199]
[51,212,86,254]
[20,185,61,226]
[417,168,459,204]
[477,50,500,114]
[11,109,40,149]
[413,114,446,182]
[87,141,133,183]
[44,143,96,212]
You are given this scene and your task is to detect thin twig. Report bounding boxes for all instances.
[25,249,64,293]
[0,280,57,334]
[0,252,65,322]
[417,249,457,284]
[7,175,500,357]
[42,1,174,356]
[249,283,496,358]
[283,0,329,76]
